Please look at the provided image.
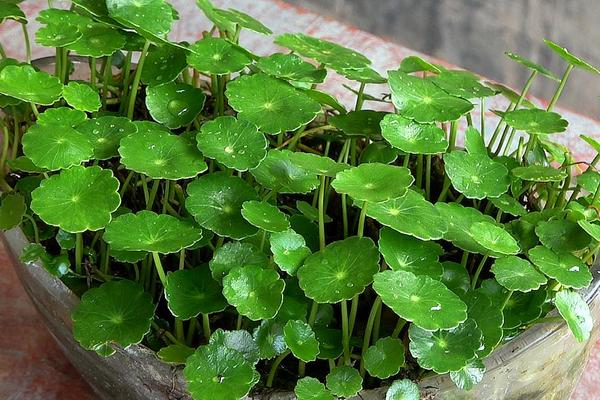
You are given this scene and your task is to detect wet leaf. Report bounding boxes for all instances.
[329,110,386,137]
[332,163,413,203]
[270,229,312,276]
[468,221,520,256]
[146,82,205,129]
[491,255,547,292]
[250,150,319,194]
[209,241,268,282]
[253,320,287,359]
[378,227,443,278]
[399,56,441,74]
[77,116,137,160]
[449,359,485,391]
[257,53,326,83]
[432,70,496,99]
[63,82,101,112]
[326,365,363,398]
[284,320,319,362]
[444,151,510,200]
[165,266,227,319]
[188,36,253,75]
[209,329,260,365]
[214,8,272,35]
[364,336,405,379]
[528,245,592,289]
[67,24,126,58]
[535,219,591,253]
[380,114,448,154]
[295,377,334,400]
[287,152,350,178]
[511,165,567,182]
[555,289,593,342]
[489,194,527,217]
[502,109,568,134]
[0,65,62,105]
[107,0,174,42]
[241,200,290,233]
[142,43,188,86]
[385,379,421,400]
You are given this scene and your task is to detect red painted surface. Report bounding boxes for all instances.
[0,1,599,399]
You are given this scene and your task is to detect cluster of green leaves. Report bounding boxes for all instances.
[0,1,599,399]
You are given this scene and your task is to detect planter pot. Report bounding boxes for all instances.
[4,226,600,400]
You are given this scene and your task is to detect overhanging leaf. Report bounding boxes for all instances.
[0,65,62,105]
[146,82,206,129]
[555,290,593,342]
[380,114,448,154]
[165,266,227,319]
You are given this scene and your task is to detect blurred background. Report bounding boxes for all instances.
[287,0,600,118]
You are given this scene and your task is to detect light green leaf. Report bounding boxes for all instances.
[77,116,137,160]
[489,194,527,217]
[257,53,326,83]
[464,127,487,155]
[209,329,260,365]
[578,220,600,242]
[432,70,496,99]
[270,229,312,276]
[295,377,334,400]
[326,365,363,398]
[332,163,413,203]
[253,320,287,359]
[386,379,421,400]
[67,24,126,57]
[528,245,592,289]
[444,151,510,200]
[209,241,268,282]
[287,152,350,178]
[512,165,567,182]
[165,266,227,319]
[37,107,87,127]
[364,337,405,379]
[329,110,386,137]
[63,81,101,112]
[107,0,174,42]
[214,8,272,35]
[250,150,319,194]
[378,227,443,278]
[502,109,568,134]
[505,52,559,80]
[36,23,83,48]
[536,219,591,253]
[449,359,486,391]
[399,56,441,74]
[0,2,25,23]
[241,200,290,233]
[469,221,520,256]
[545,39,600,75]
[188,37,253,75]
[380,114,448,154]
[146,82,205,129]
[555,290,593,342]
[284,320,320,362]
[142,43,188,86]
[491,256,547,292]
[0,65,62,105]
[157,344,195,365]
[360,141,400,164]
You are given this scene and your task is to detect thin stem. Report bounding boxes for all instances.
[480,97,485,137]
[127,40,151,119]
[22,214,40,243]
[146,179,161,210]
[266,350,291,387]
[151,251,167,285]
[21,23,31,63]
[425,155,432,200]
[348,295,359,337]
[318,175,326,250]
[236,314,243,330]
[119,171,135,197]
[391,318,406,338]
[175,319,185,343]
[500,291,513,311]
[201,313,212,342]
[415,154,423,188]
[90,57,97,87]
[75,232,83,275]
[354,82,366,111]
[102,55,113,108]
[471,255,489,289]
[0,42,6,59]
[359,297,381,377]
[357,202,368,237]
[341,300,350,365]
[30,102,39,118]
[547,65,574,111]
[448,121,458,151]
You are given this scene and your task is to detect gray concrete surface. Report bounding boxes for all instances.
[287,0,600,117]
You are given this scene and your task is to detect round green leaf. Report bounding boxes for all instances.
[226,73,321,134]
[188,37,253,75]
[388,70,473,123]
[491,256,547,292]
[536,219,591,253]
[209,329,261,365]
[441,261,470,295]
[63,81,101,112]
[0,65,62,105]
[0,193,26,229]
[241,200,290,233]
[363,337,405,379]
[107,0,174,42]
[37,107,87,128]
[186,173,259,239]
[544,39,600,75]
[462,291,503,357]
[287,152,350,178]
[511,165,567,182]
[215,8,272,35]
[444,151,510,200]
[283,320,319,362]
[489,194,527,217]
[528,245,592,289]
[297,236,380,303]
[381,113,448,154]
[555,290,593,343]
[104,211,202,254]
[184,342,256,400]
[378,227,443,278]
[36,23,83,48]
[72,280,153,355]
[329,110,386,137]
[146,82,205,129]
[165,266,227,319]
[31,166,120,233]
[119,129,207,180]
[0,2,25,23]
[253,320,287,359]
[77,116,137,160]
[399,55,441,74]
[222,265,285,321]
[197,116,267,171]
[315,328,342,359]
[67,24,126,58]
[578,220,600,242]
[366,190,447,240]
[502,289,547,329]
[270,229,312,276]
[374,269,468,330]
[326,365,363,398]
[386,379,421,400]
[502,109,568,134]
[337,65,386,84]
[209,241,268,281]
[361,141,399,164]
[469,221,520,256]
[250,150,319,194]
[22,123,93,171]
[142,43,188,86]
[332,163,413,203]
[157,344,195,365]
[432,70,496,99]
[505,52,559,80]
[408,319,482,373]
[257,53,326,83]
[449,359,486,391]
[295,377,334,400]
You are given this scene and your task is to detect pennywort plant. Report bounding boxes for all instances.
[0,0,599,398]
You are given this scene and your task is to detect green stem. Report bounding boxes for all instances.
[448,121,458,151]
[471,255,489,289]
[127,40,151,119]
[146,179,160,210]
[266,350,291,387]
[391,318,406,338]
[318,175,326,250]
[151,251,167,285]
[21,23,31,63]
[359,297,382,377]
[568,154,600,205]
[341,300,350,365]
[0,125,9,181]
[466,113,473,127]
[425,155,432,200]
[480,97,485,137]
[357,202,368,237]
[102,55,112,108]
[437,178,452,203]
[415,154,423,188]
[22,214,40,243]
[236,314,243,330]
[119,171,135,198]
[75,232,83,275]
[0,42,6,59]
[30,102,39,118]
[90,57,97,87]
[175,319,185,343]
[348,295,359,337]
[547,65,574,111]
[202,313,211,342]
[500,291,513,311]
[354,82,366,111]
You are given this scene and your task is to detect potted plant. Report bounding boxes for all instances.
[1,0,600,399]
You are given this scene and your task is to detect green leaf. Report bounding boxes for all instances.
[283,320,320,362]
[502,289,547,329]
[250,150,319,194]
[366,190,447,240]
[378,227,443,278]
[222,265,285,321]
[197,116,267,171]
[62,82,101,112]
[77,116,137,160]
[119,128,207,180]
[449,359,486,391]
[257,53,326,83]
[227,73,321,134]
[188,37,253,75]
[142,43,188,86]
[104,211,202,253]
[20,243,70,277]
[491,256,547,292]
[270,229,312,276]
[295,377,334,400]
[502,109,568,134]
[364,337,405,379]
[578,220,600,242]
[31,166,120,233]
[165,266,227,319]
[111,249,145,263]
[464,127,487,155]
[388,70,473,123]
[287,152,350,178]
[374,270,468,330]
[575,169,600,193]
[441,262,470,295]
[528,246,592,289]
[0,193,25,229]
[209,241,268,281]
[555,290,593,342]
[157,344,195,365]
[241,200,290,233]
[337,65,386,84]
[186,172,259,239]
[544,39,600,75]
[214,8,272,35]
[444,151,510,200]
[469,221,520,256]
[0,2,25,23]
[408,319,482,373]
[297,236,380,303]
[511,165,567,182]
[326,365,363,398]
[253,320,287,359]
[329,110,386,137]
[385,379,421,400]
[36,23,83,48]
[296,200,332,223]
[462,291,503,357]
[275,33,371,70]
[360,141,399,164]
[399,56,441,74]
[67,24,126,58]
[535,219,591,253]
[332,163,413,203]
[315,328,342,359]
[184,342,256,400]
[489,194,527,217]
[505,52,559,80]
[72,280,154,355]
[146,82,205,129]
[209,329,260,365]
[36,107,88,128]
[303,88,347,114]
[432,70,496,99]
[0,65,62,105]
[380,114,448,154]
[107,0,174,42]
